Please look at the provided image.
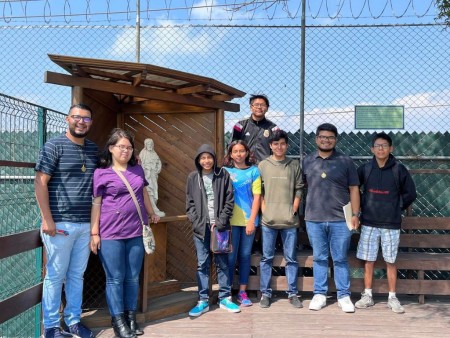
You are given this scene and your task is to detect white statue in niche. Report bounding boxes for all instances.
[139,138,165,217]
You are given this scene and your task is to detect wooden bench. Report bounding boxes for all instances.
[241,217,450,304]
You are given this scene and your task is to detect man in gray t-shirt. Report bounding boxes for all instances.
[302,123,360,314]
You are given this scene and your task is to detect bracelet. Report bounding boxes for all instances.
[92,202,101,206]
[90,233,99,236]
[352,213,360,217]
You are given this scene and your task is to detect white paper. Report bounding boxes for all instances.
[343,201,353,231]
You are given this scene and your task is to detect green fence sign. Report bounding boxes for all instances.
[355,105,404,129]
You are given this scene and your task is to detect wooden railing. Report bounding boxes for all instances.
[244,217,450,304]
[0,229,43,324]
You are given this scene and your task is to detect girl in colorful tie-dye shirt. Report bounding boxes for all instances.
[224,140,262,306]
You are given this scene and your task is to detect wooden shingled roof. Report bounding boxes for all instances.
[45,54,245,113]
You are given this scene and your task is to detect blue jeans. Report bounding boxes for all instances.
[193,230,231,301]
[228,225,255,286]
[41,222,91,329]
[306,221,352,299]
[260,226,298,298]
[98,236,145,316]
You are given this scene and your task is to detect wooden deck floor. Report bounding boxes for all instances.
[93,293,450,338]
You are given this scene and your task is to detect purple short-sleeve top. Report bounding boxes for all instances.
[93,164,149,240]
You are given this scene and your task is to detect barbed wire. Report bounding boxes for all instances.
[0,0,438,25]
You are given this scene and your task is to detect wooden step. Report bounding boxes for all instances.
[147,279,182,299]
[143,289,198,322]
[81,290,198,328]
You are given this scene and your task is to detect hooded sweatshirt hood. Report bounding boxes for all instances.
[195,144,218,174]
[186,143,234,239]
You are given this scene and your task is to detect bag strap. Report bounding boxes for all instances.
[112,167,145,225]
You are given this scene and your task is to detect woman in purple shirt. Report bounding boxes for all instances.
[90,128,160,338]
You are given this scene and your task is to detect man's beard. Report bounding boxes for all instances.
[318,145,334,153]
[69,126,89,138]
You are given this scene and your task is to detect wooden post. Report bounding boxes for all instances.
[72,86,84,105]
[139,219,168,312]
[418,270,425,304]
[216,109,225,163]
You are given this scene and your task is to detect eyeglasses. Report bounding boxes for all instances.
[373,144,390,149]
[317,135,337,141]
[251,104,268,108]
[113,145,133,152]
[70,115,92,123]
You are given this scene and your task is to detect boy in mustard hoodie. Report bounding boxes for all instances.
[258,130,304,309]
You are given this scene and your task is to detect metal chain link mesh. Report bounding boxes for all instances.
[0,18,448,335]
[0,95,67,337]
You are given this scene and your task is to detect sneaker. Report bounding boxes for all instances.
[67,323,94,338]
[219,297,241,313]
[338,296,355,313]
[289,295,303,308]
[309,294,327,311]
[388,297,405,314]
[44,327,73,338]
[189,300,209,317]
[259,295,270,308]
[355,292,374,309]
[237,291,253,307]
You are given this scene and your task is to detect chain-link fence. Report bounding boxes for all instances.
[1,24,448,137]
[0,19,449,336]
[0,94,66,338]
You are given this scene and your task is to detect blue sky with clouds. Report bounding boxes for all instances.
[0,1,448,133]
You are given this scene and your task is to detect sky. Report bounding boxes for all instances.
[0,0,440,26]
[0,0,448,134]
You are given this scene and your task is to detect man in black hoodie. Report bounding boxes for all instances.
[355,132,417,314]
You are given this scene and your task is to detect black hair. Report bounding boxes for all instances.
[223,140,256,167]
[269,130,289,144]
[68,103,93,117]
[98,128,137,168]
[249,94,270,107]
[316,123,338,137]
[371,132,392,147]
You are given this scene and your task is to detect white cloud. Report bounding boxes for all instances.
[109,19,226,57]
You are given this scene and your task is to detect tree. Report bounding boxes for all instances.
[436,0,450,26]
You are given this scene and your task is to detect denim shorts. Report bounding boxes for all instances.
[356,225,400,264]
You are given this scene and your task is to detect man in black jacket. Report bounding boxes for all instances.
[230,94,279,163]
[355,132,417,314]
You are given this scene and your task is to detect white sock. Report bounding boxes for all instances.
[364,289,372,297]
[389,292,396,299]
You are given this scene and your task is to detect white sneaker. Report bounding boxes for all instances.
[309,294,327,311]
[388,296,405,314]
[338,296,355,313]
[355,292,374,309]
